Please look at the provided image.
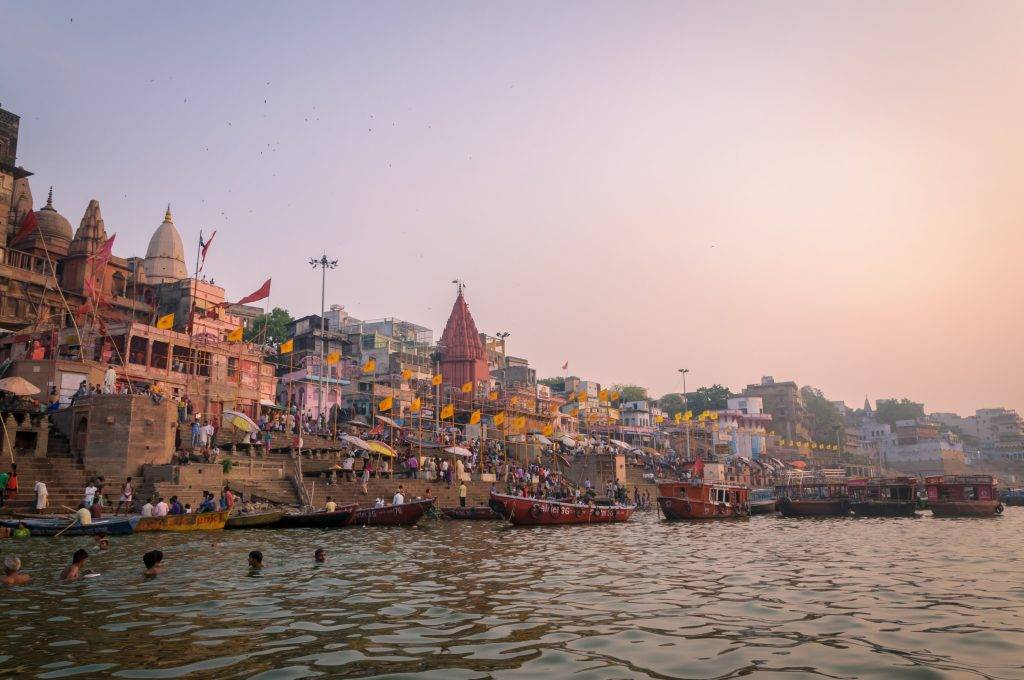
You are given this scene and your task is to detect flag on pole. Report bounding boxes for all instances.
[610,391,620,401]
[362,357,376,373]
[488,390,499,401]
[410,397,422,413]
[656,415,665,424]
[598,389,609,401]
[10,210,37,244]
[378,396,393,412]
[460,381,473,393]
[431,374,443,386]
[577,391,586,403]
[279,339,294,354]
[550,403,559,414]
[326,351,341,365]
[89,234,117,273]
[440,403,454,419]
[156,313,175,330]
[226,278,272,307]
[542,423,554,436]
[469,410,481,425]
[513,416,526,429]
[561,361,569,370]
[684,410,693,421]
[227,326,243,342]
[401,369,412,380]
[199,230,216,271]
[493,412,506,426]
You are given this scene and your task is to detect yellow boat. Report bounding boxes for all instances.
[135,509,231,532]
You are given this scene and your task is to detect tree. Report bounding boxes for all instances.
[658,393,686,417]
[682,384,733,415]
[874,398,925,427]
[801,386,845,443]
[611,384,647,402]
[538,377,567,391]
[246,307,293,345]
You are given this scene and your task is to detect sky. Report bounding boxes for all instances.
[3,1,1022,416]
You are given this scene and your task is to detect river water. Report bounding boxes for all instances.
[2,509,1023,679]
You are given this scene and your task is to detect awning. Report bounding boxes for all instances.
[375,415,401,429]
[444,446,473,458]
[259,399,277,407]
[365,440,397,457]
[609,439,632,450]
[339,434,373,451]
[532,433,553,446]
[560,436,577,448]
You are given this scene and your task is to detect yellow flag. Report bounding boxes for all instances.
[684,410,693,421]
[599,389,609,401]
[549,403,558,414]
[510,396,519,406]
[577,391,586,403]
[362,357,376,373]
[326,351,341,365]
[674,412,683,424]
[493,411,506,426]
[514,416,526,429]
[156,313,174,330]
[440,403,454,419]
[279,339,294,354]
[461,381,473,393]
[656,415,665,424]
[410,397,421,413]
[570,407,579,416]
[542,424,554,436]
[227,326,243,342]
[431,374,443,386]
[488,390,498,401]
[610,391,620,401]
[402,369,412,380]
[709,412,718,421]
[378,396,393,412]
[469,410,481,425]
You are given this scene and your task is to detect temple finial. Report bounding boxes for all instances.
[46,186,54,208]
[164,203,173,222]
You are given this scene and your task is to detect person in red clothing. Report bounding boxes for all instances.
[4,464,18,504]
[219,485,235,510]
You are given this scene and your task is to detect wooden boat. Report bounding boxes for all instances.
[657,480,750,520]
[440,505,500,520]
[353,498,434,526]
[1000,488,1024,506]
[489,492,635,526]
[0,516,138,536]
[926,475,1003,517]
[776,481,849,517]
[275,503,358,528]
[749,487,777,515]
[225,510,285,529]
[135,509,231,532]
[848,477,918,517]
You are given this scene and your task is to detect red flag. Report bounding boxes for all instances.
[10,210,38,245]
[231,278,271,306]
[89,234,116,273]
[562,361,569,371]
[199,231,216,270]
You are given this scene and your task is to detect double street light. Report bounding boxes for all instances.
[310,255,339,423]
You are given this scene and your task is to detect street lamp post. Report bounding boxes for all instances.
[678,368,690,459]
[310,254,339,430]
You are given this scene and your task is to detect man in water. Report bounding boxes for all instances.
[60,549,88,581]
[142,551,160,577]
[392,485,405,506]
[248,550,263,570]
[1,556,30,585]
[314,548,326,563]
[94,532,109,550]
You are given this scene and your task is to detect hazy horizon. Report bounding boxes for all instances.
[3,1,1022,416]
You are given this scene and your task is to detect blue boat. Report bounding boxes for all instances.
[0,516,138,536]
[749,488,777,514]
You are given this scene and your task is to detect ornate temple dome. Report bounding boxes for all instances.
[143,204,188,283]
[11,187,73,256]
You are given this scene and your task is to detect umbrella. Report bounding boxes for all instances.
[444,446,473,458]
[375,415,401,429]
[609,439,632,450]
[532,433,553,446]
[365,441,397,458]
[223,410,259,433]
[340,434,373,451]
[560,436,577,448]
[0,376,40,396]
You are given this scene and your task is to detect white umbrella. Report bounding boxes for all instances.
[532,433,553,446]
[444,446,473,458]
[560,436,577,448]
[609,439,632,450]
[0,376,40,396]
[340,434,373,451]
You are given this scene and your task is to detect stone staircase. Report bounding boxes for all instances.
[302,476,495,511]
[0,455,100,515]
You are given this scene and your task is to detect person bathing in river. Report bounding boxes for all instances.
[142,551,160,577]
[248,550,263,570]
[94,532,109,551]
[314,548,326,563]
[2,556,30,586]
[60,549,89,581]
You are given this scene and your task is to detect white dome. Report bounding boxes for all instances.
[143,205,188,283]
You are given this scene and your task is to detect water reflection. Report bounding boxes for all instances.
[1,511,1023,678]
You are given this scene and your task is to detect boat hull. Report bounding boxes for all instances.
[135,509,231,532]
[929,500,1002,517]
[440,505,499,520]
[748,499,777,515]
[1,516,137,536]
[353,499,433,526]
[489,492,634,526]
[778,497,849,517]
[850,500,917,517]
[275,504,358,528]
[658,495,749,520]
[225,510,285,529]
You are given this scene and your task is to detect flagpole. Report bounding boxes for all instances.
[185,227,203,409]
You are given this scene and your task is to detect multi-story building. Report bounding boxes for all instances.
[712,397,772,460]
[742,376,809,440]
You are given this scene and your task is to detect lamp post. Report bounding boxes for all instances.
[310,254,338,429]
[678,368,690,459]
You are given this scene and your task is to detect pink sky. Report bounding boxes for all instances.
[3,1,1022,415]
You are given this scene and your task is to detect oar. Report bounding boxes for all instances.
[53,518,80,538]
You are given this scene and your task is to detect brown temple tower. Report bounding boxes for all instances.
[438,283,489,401]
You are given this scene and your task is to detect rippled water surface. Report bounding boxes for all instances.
[2,509,1023,679]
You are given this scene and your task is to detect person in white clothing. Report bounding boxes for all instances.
[153,498,169,516]
[141,498,154,517]
[103,364,117,394]
[84,482,97,508]
[34,480,48,510]
[392,485,405,506]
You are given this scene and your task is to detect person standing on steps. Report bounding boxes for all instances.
[115,477,133,515]
[459,480,468,507]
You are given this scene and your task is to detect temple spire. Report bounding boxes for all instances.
[46,186,53,208]
[164,203,173,222]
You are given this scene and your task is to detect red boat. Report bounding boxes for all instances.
[776,481,850,517]
[440,505,500,520]
[489,492,635,526]
[657,481,750,520]
[352,498,434,526]
[926,475,1003,517]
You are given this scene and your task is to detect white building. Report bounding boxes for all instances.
[620,400,652,428]
[715,397,771,459]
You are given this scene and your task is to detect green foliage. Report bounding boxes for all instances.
[246,307,294,345]
[683,384,733,414]
[658,393,686,416]
[611,384,647,403]
[222,458,234,474]
[538,377,567,390]
[801,386,845,443]
[874,398,925,426]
